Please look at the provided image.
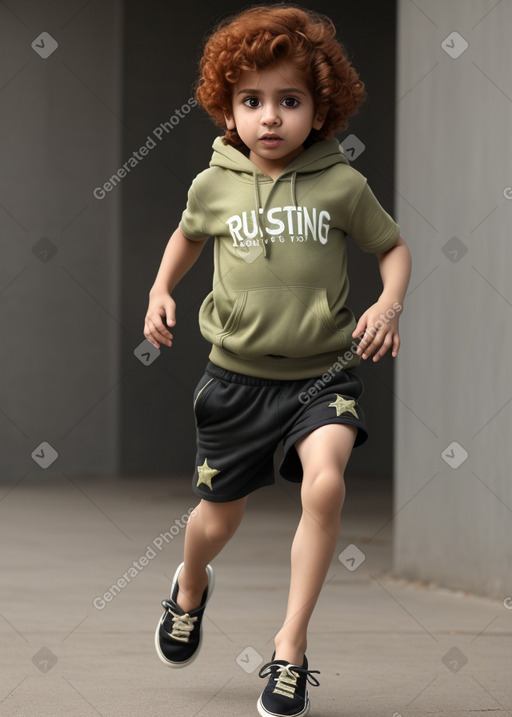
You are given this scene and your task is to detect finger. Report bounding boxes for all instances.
[149,314,174,339]
[144,319,168,347]
[146,318,173,347]
[371,332,394,362]
[352,314,368,341]
[143,324,160,349]
[355,325,376,356]
[358,325,380,356]
[391,333,401,358]
[361,325,390,359]
[165,304,176,329]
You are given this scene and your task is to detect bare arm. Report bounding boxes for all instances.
[144,227,208,348]
[352,236,412,361]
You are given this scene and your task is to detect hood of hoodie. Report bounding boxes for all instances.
[209,136,350,175]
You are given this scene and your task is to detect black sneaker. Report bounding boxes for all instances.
[257,654,320,717]
[154,562,214,668]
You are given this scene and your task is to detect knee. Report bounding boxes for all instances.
[203,514,239,546]
[302,469,346,518]
[195,497,246,546]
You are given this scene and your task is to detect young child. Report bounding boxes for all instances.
[144,5,411,716]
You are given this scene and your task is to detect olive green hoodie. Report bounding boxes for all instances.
[180,137,399,379]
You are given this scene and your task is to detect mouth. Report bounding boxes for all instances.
[260,134,283,147]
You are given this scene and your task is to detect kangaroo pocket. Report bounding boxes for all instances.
[214,286,346,360]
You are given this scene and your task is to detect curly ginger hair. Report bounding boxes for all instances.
[195,4,366,148]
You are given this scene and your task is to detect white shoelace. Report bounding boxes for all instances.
[259,660,320,700]
[168,610,197,643]
[273,665,299,698]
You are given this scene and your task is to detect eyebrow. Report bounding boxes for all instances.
[236,87,307,96]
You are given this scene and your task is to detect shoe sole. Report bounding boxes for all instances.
[256,694,310,717]
[154,562,215,668]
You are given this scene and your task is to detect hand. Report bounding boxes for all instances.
[143,291,176,349]
[352,300,402,362]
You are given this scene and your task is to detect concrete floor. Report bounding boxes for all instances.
[0,473,510,717]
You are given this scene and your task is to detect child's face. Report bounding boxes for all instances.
[224,60,324,178]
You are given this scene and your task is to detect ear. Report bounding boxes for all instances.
[312,111,326,131]
[224,113,236,130]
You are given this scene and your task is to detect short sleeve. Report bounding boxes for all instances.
[179,183,209,240]
[346,181,400,253]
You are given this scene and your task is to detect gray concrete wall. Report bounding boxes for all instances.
[0,1,122,478]
[394,0,512,597]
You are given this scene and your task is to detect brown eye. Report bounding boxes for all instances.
[244,97,260,108]
[282,97,300,108]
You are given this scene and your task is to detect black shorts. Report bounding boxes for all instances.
[192,361,368,502]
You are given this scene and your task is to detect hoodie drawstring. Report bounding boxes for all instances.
[252,171,299,260]
[252,172,267,258]
[290,171,298,208]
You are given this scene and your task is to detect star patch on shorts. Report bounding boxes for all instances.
[196,458,220,490]
[329,394,359,418]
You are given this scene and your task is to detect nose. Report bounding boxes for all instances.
[260,102,281,127]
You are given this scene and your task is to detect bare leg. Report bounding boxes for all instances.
[176,496,247,612]
[273,424,356,665]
